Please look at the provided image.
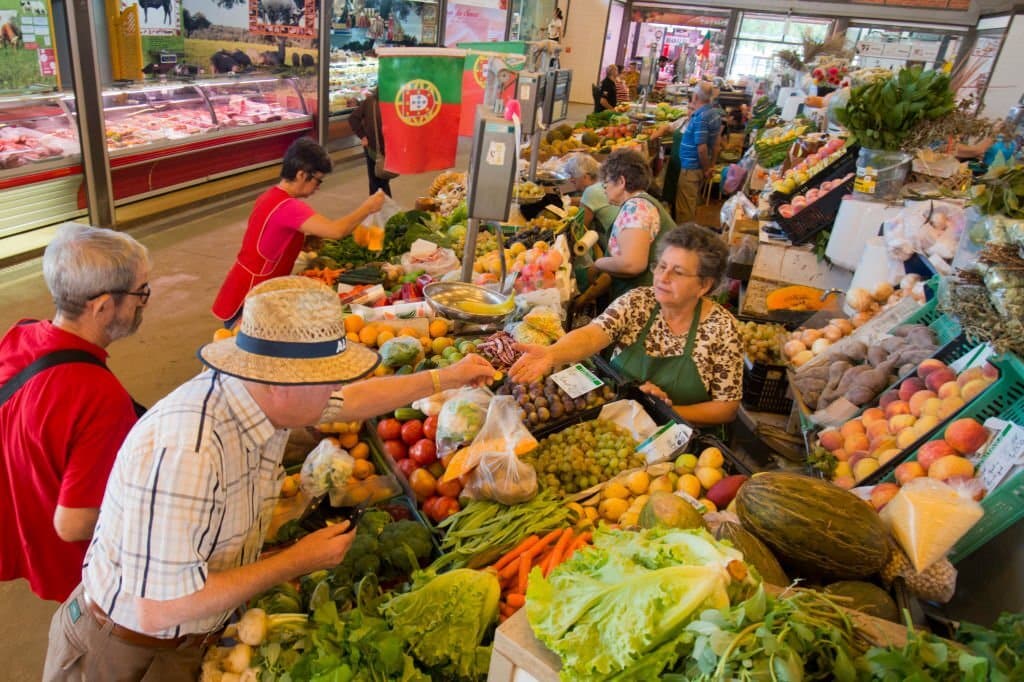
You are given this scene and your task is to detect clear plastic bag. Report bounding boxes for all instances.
[300,439,354,499]
[435,387,492,458]
[365,195,403,234]
[460,396,539,505]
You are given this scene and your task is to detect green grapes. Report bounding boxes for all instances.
[522,419,643,496]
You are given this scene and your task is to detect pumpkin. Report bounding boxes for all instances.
[765,285,838,312]
[713,521,790,587]
[735,472,890,580]
[823,581,900,622]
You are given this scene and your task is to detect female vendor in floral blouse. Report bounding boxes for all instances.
[510,224,742,427]
[592,148,676,299]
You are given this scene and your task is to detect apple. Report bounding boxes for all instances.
[895,461,927,485]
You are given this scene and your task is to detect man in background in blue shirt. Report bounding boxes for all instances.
[675,82,716,222]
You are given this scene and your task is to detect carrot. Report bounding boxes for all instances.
[543,528,575,577]
[522,529,563,561]
[566,531,592,558]
[492,535,540,572]
[499,559,522,581]
[499,603,516,618]
[517,554,530,595]
[506,593,526,608]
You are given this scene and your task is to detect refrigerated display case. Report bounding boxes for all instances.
[0,93,86,242]
[329,55,378,115]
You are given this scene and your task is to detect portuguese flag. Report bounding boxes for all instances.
[456,41,529,137]
[377,48,466,175]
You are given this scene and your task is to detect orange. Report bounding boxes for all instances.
[213,328,233,341]
[428,318,449,338]
[374,364,393,376]
[339,432,359,449]
[376,329,395,346]
[419,336,432,351]
[350,442,370,460]
[352,459,375,480]
[359,325,379,346]
[397,326,418,339]
[344,314,365,333]
[347,331,361,343]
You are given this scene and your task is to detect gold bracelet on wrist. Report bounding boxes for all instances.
[430,369,442,394]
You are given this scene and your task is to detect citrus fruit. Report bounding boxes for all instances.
[431,337,453,355]
[213,328,233,341]
[350,442,370,460]
[347,331,361,343]
[359,325,379,345]
[344,314,365,333]
[397,326,418,339]
[428,319,449,338]
[376,329,395,346]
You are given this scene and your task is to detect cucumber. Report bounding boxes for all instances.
[394,407,426,421]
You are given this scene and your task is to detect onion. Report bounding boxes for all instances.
[911,281,927,302]
[852,311,874,327]
[830,318,854,335]
[873,281,894,303]
[822,325,844,342]
[846,288,874,312]
[801,328,823,346]
[792,350,815,367]
[783,340,807,359]
[811,338,832,354]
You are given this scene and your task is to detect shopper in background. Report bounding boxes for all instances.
[511,224,742,427]
[598,64,619,111]
[614,64,630,105]
[674,81,715,222]
[44,277,497,681]
[564,153,618,245]
[349,87,394,197]
[592,148,676,299]
[212,137,386,326]
[547,7,564,42]
[0,222,150,602]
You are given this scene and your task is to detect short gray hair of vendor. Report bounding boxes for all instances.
[692,81,714,105]
[563,153,600,182]
[43,222,151,319]
[657,223,729,287]
[600,148,652,193]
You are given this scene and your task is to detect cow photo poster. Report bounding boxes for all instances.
[0,0,59,91]
[123,0,183,36]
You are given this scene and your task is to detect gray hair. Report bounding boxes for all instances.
[43,222,151,318]
[691,81,714,105]
[563,153,600,182]
[656,223,729,288]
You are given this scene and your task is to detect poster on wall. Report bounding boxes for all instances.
[123,0,182,36]
[0,0,59,91]
[956,32,1004,107]
[249,0,316,38]
[444,0,506,47]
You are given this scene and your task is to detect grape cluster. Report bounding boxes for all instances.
[523,419,643,495]
[497,379,616,427]
[737,320,788,365]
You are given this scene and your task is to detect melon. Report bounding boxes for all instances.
[713,522,789,587]
[823,581,900,622]
[638,491,704,530]
[735,472,890,580]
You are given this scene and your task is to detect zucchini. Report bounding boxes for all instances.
[394,407,426,421]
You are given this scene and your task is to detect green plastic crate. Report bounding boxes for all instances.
[878,353,1024,563]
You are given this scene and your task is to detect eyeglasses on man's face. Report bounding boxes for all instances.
[88,282,151,305]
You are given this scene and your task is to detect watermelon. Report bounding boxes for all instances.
[823,581,900,622]
[735,472,890,580]
[713,521,790,587]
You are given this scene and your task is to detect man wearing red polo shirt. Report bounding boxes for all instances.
[0,222,150,602]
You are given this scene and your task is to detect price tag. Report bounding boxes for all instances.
[637,422,694,464]
[550,363,604,398]
[949,343,996,373]
[977,418,1024,493]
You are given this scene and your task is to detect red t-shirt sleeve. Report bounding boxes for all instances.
[57,372,137,509]
[256,198,317,261]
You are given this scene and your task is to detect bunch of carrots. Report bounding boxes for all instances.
[488,526,592,622]
[301,267,344,287]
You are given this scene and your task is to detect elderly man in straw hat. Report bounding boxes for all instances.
[43,276,496,681]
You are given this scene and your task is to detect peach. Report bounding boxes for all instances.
[832,448,850,461]
[925,367,957,393]
[833,476,856,489]
[928,455,975,481]
[914,415,941,435]
[834,461,853,479]
[885,400,911,418]
[847,451,870,469]
[937,396,966,419]
[960,379,989,402]
[917,440,957,471]
[866,420,892,442]
[889,414,917,433]
[956,367,986,387]
[819,429,844,452]
[896,429,920,449]
[862,407,887,426]
[870,436,898,453]
[840,420,866,440]
[877,448,903,465]
[937,381,961,400]
[899,377,926,402]
[982,362,1000,381]
[921,397,942,417]
[908,390,938,417]
[845,432,870,453]
[917,358,948,378]
[945,418,990,455]
[870,482,901,510]
[853,457,881,481]
[895,461,927,485]
[879,390,901,408]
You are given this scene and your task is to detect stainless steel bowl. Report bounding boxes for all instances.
[423,282,514,325]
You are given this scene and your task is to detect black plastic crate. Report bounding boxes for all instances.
[774,174,855,245]
[742,357,793,415]
[768,144,860,211]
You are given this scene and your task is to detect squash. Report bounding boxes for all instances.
[823,581,900,622]
[765,285,839,312]
[735,472,890,580]
[714,521,789,587]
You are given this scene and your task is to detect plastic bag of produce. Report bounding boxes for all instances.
[459,396,539,505]
[435,387,492,457]
[300,439,355,499]
[879,478,983,573]
[379,335,423,368]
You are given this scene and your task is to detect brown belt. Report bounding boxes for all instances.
[82,592,220,650]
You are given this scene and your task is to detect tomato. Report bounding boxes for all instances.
[409,468,437,502]
[382,439,408,461]
[400,419,424,445]
[423,415,439,440]
[396,458,419,479]
[435,478,462,498]
[422,496,441,519]
[409,438,437,466]
[431,496,461,522]
[377,418,402,441]
[382,504,413,521]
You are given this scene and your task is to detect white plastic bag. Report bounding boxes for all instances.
[596,399,659,442]
[300,439,354,499]
[460,396,539,505]
[435,387,493,457]
[365,195,403,233]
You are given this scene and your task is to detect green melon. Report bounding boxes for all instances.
[714,521,790,587]
[735,472,890,581]
[639,491,704,531]
[823,581,900,622]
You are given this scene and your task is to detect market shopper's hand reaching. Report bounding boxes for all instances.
[287,522,356,574]
[443,353,498,388]
[509,343,555,385]
[363,190,387,214]
[638,381,671,404]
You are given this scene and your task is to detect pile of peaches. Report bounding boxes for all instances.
[820,359,999,488]
[776,173,855,219]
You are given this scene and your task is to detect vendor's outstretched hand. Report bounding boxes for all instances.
[638,381,671,404]
[364,189,387,213]
[509,343,554,384]
[288,522,356,575]
[445,353,497,388]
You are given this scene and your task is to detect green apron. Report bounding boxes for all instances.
[611,302,710,407]
[661,128,683,219]
[607,191,676,300]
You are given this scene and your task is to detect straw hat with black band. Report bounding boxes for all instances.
[198,276,379,385]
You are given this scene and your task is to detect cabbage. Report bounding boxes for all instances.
[379,336,422,368]
[435,389,491,456]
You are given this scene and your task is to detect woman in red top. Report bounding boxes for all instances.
[212,137,386,324]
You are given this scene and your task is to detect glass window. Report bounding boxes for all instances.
[729,13,833,79]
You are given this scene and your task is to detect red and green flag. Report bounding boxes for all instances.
[456,41,528,137]
[377,47,465,175]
